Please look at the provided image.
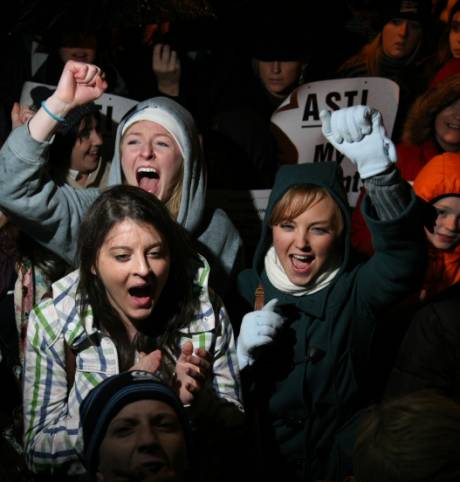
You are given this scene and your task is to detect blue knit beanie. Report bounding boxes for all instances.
[80,370,192,475]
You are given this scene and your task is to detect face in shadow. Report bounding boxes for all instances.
[97,399,188,482]
[382,18,421,59]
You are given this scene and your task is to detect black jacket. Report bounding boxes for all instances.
[238,162,425,482]
[385,282,460,403]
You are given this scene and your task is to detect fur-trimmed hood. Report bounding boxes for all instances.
[402,73,460,145]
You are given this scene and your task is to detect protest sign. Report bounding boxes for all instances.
[270,77,399,206]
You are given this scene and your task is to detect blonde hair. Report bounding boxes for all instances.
[271,185,344,235]
[120,127,184,221]
[165,164,183,220]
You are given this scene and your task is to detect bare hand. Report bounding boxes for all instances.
[130,349,162,373]
[0,210,9,229]
[11,102,35,129]
[53,60,107,111]
[152,43,181,96]
[175,341,211,405]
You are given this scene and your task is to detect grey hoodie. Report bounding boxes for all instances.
[0,97,242,294]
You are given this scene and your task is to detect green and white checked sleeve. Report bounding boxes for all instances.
[22,300,83,474]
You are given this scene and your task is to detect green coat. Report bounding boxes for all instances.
[238,162,425,482]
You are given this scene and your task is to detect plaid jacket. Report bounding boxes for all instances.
[23,256,242,474]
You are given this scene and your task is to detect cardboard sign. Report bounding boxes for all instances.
[20,81,138,127]
[270,77,399,206]
[20,81,139,163]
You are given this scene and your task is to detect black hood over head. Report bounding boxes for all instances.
[253,162,352,274]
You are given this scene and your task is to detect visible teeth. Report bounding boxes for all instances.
[292,254,312,261]
[136,167,159,182]
[447,123,460,129]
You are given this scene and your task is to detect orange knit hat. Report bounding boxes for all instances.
[413,152,460,203]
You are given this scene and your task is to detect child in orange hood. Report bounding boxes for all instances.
[413,152,460,300]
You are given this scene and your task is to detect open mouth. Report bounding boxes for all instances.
[128,284,154,307]
[290,253,314,271]
[136,167,159,193]
[133,459,168,478]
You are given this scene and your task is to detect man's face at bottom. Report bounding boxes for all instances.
[97,399,188,482]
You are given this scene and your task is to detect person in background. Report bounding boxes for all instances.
[426,0,460,84]
[205,5,314,190]
[385,281,460,402]
[22,185,243,479]
[0,60,243,303]
[354,151,460,403]
[353,390,460,482]
[383,135,460,403]
[80,370,194,482]
[32,8,129,97]
[410,153,460,300]
[352,73,460,256]
[337,0,431,142]
[19,85,109,188]
[6,85,110,368]
[235,106,424,482]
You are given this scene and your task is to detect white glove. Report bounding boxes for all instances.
[320,105,397,179]
[237,298,284,370]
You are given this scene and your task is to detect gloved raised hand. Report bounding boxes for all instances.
[320,105,397,179]
[237,298,284,370]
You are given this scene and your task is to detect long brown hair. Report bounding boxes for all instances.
[77,185,201,371]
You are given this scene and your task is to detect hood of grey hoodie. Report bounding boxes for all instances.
[107,96,206,235]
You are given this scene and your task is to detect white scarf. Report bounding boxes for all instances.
[264,246,340,296]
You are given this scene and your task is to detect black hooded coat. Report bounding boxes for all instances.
[237,162,424,482]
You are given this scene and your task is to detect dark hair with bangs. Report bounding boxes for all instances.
[77,185,201,372]
[49,110,102,185]
[270,185,344,236]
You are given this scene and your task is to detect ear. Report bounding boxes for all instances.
[91,264,97,276]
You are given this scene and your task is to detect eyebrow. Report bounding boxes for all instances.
[111,412,178,424]
[108,241,163,250]
[124,130,172,139]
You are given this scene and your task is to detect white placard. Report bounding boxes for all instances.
[20,81,138,161]
[271,77,399,206]
[20,81,138,125]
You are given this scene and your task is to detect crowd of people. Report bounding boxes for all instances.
[0,0,460,481]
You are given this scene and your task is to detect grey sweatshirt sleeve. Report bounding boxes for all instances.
[0,125,99,265]
[363,167,412,221]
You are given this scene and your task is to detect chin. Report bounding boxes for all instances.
[287,273,313,287]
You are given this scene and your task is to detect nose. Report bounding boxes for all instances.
[398,20,409,37]
[136,424,160,450]
[294,228,309,249]
[140,142,154,159]
[134,254,151,277]
[445,214,460,232]
[270,61,281,73]
[89,128,103,146]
